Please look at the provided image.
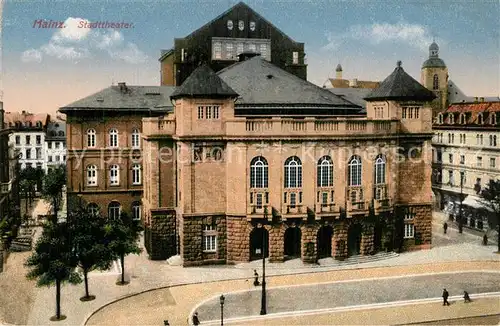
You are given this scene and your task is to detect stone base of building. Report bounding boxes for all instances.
[144,210,177,260]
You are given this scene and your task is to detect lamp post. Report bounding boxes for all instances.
[260,208,267,315]
[458,171,464,233]
[219,294,225,326]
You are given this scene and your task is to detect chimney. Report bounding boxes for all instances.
[118,82,128,93]
[349,79,358,87]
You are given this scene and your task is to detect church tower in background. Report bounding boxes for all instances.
[421,42,449,115]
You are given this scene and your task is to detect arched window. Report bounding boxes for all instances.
[36,121,42,128]
[131,128,140,148]
[490,113,497,125]
[109,164,120,185]
[132,164,141,185]
[348,155,362,186]
[250,156,268,188]
[478,113,484,124]
[460,113,466,124]
[87,203,99,216]
[437,113,443,124]
[87,129,96,148]
[374,155,386,185]
[86,165,97,186]
[108,201,121,219]
[109,128,119,148]
[449,113,455,124]
[284,156,302,188]
[132,201,141,220]
[317,156,333,187]
[58,131,64,136]
[433,74,439,90]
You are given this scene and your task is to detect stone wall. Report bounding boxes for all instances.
[226,216,250,262]
[182,215,227,266]
[146,210,177,260]
[361,223,375,255]
[301,224,319,263]
[268,223,285,262]
[332,222,348,259]
[412,204,433,245]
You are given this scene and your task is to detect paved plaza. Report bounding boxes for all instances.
[0,210,498,325]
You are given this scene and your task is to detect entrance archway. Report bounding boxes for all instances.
[317,225,333,259]
[284,227,301,258]
[250,227,269,261]
[347,223,363,256]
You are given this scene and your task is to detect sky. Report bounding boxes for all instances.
[0,0,499,115]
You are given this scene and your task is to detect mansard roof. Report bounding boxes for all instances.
[170,64,239,99]
[217,56,360,110]
[365,61,436,102]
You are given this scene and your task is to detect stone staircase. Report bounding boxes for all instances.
[318,251,399,267]
[9,228,36,252]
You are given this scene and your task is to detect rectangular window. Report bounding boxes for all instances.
[132,205,141,220]
[226,43,233,59]
[437,151,442,162]
[87,168,97,186]
[490,157,496,168]
[256,193,263,209]
[48,142,52,149]
[260,44,267,59]
[132,165,141,185]
[460,155,465,164]
[449,154,453,164]
[480,135,484,145]
[322,192,328,205]
[213,106,220,119]
[292,51,299,64]
[404,224,414,238]
[55,155,60,162]
[198,106,204,119]
[290,192,296,208]
[26,149,31,159]
[36,135,41,145]
[36,148,42,159]
[402,107,407,119]
[213,42,222,59]
[202,224,217,252]
[477,156,482,167]
[206,106,212,119]
[415,108,420,119]
[448,170,454,185]
[15,136,20,145]
[26,135,31,145]
[48,156,52,162]
[409,107,413,119]
[110,166,119,186]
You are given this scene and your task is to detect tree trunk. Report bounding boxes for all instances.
[84,270,89,298]
[120,254,125,284]
[55,279,61,319]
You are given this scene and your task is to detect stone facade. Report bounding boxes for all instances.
[144,209,176,260]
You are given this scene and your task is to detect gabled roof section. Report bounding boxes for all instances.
[217,56,359,108]
[170,64,239,100]
[159,49,174,62]
[59,85,176,113]
[365,61,436,102]
[184,2,300,44]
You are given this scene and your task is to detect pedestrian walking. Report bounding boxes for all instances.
[192,312,200,326]
[163,320,170,325]
[464,291,471,303]
[253,269,260,286]
[483,234,488,246]
[443,222,448,234]
[442,288,450,306]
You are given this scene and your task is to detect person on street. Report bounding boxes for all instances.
[483,234,488,246]
[253,269,260,286]
[443,222,448,234]
[192,312,200,325]
[464,291,472,303]
[163,320,170,325]
[442,288,450,306]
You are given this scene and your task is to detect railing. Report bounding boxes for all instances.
[374,198,392,212]
[142,117,176,136]
[284,204,304,215]
[347,200,369,213]
[248,189,270,216]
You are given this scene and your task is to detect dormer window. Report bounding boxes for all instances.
[459,113,466,124]
[478,113,484,124]
[448,113,455,124]
[437,113,443,124]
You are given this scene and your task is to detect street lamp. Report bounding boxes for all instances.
[219,294,225,326]
[260,208,267,315]
[459,171,464,233]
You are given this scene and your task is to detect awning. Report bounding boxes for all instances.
[462,195,494,212]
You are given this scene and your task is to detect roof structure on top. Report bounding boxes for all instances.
[170,64,239,99]
[365,61,436,102]
[217,56,359,109]
[59,85,176,113]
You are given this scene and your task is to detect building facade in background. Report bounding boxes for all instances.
[4,111,50,171]
[159,1,307,86]
[432,101,500,230]
[45,120,67,173]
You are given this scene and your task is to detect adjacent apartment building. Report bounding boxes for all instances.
[432,101,500,230]
[159,1,307,86]
[45,120,67,173]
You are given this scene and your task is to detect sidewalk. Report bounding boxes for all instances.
[86,261,500,326]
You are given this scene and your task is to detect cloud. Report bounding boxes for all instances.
[21,17,147,64]
[21,49,43,63]
[323,22,435,52]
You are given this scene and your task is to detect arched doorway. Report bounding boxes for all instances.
[347,223,363,256]
[250,227,269,261]
[317,225,333,259]
[284,227,301,258]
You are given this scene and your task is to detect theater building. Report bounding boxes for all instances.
[142,57,435,265]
